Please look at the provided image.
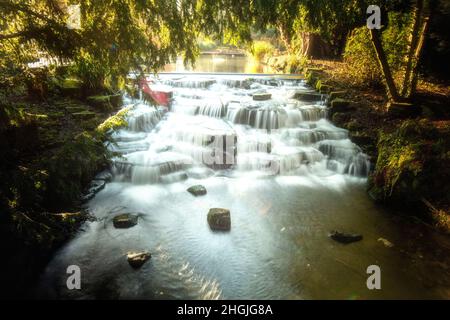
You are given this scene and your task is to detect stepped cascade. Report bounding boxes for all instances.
[110,75,370,184]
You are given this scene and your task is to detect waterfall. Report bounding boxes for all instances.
[107,74,371,184]
[127,104,162,132]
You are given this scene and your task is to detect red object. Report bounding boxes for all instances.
[140,78,172,106]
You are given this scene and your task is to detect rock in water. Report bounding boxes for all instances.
[187,185,207,196]
[127,251,151,268]
[329,230,362,244]
[113,213,138,229]
[207,208,231,231]
[81,179,106,201]
[253,93,272,101]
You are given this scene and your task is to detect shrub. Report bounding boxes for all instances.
[251,41,275,62]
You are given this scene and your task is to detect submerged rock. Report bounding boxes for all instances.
[127,251,151,268]
[81,179,106,201]
[207,208,231,231]
[187,185,207,196]
[113,213,138,229]
[253,93,272,101]
[329,230,362,244]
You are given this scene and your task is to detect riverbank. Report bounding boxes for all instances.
[303,59,450,232]
[0,78,126,298]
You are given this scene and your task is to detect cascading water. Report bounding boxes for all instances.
[37,74,445,300]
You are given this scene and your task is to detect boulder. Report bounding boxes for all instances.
[127,251,151,268]
[207,208,231,231]
[253,93,272,101]
[329,230,362,244]
[113,213,138,229]
[187,185,207,196]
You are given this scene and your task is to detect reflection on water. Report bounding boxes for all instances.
[163,54,272,73]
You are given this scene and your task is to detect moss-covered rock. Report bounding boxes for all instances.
[329,91,347,101]
[368,120,450,215]
[315,80,332,94]
[96,105,131,135]
[305,71,319,88]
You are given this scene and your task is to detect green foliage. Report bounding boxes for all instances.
[343,12,413,88]
[44,131,108,210]
[369,119,450,208]
[251,40,275,62]
[286,54,307,73]
[96,105,131,136]
[1,0,258,93]
[198,37,219,51]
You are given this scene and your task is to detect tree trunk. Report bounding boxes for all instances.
[369,29,400,102]
[410,17,429,98]
[300,32,310,57]
[401,0,424,97]
[277,24,292,53]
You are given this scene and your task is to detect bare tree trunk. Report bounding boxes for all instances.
[410,17,429,98]
[277,24,292,53]
[369,29,400,102]
[401,0,424,97]
[300,32,310,57]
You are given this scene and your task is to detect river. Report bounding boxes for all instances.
[163,53,271,74]
[35,64,449,299]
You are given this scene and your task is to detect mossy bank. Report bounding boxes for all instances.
[304,66,450,232]
[0,80,128,298]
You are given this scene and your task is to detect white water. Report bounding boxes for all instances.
[36,75,448,300]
